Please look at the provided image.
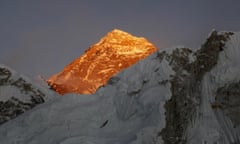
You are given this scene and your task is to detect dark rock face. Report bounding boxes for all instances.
[159,31,234,144]
[216,82,240,128]
[0,66,46,124]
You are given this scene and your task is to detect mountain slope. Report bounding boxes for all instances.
[0,31,240,144]
[0,65,55,124]
[47,29,157,95]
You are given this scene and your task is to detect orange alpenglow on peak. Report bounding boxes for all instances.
[47,29,158,95]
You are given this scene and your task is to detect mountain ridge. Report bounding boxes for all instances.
[0,30,240,144]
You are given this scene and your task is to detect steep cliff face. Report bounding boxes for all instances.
[47,29,157,95]
[0,65,54,124]
[186,32,240,144]
[0,31,240,144]
[159,31,235,144]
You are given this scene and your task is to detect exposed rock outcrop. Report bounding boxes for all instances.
[0,65,53,124]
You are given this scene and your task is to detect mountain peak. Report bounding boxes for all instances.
[47,29,157,95]
[95,29,155,55]
[1,31,240,144]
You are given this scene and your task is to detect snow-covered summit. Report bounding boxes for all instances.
[0,31,240,144]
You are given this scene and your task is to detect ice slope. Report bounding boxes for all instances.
[0,31,240,144]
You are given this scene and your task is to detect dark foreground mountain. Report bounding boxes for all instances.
[0,31,240,144]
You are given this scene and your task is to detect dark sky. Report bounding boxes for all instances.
[1,0,240,78]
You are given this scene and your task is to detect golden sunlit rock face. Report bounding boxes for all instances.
[47,29,157,95]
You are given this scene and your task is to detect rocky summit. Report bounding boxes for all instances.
[47,29,157,95]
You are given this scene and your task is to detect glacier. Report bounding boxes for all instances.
[0,31,240,144]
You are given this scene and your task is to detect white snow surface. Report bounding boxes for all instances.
[0,53,174,144]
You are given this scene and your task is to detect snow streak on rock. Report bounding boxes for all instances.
[186,32,240,144]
